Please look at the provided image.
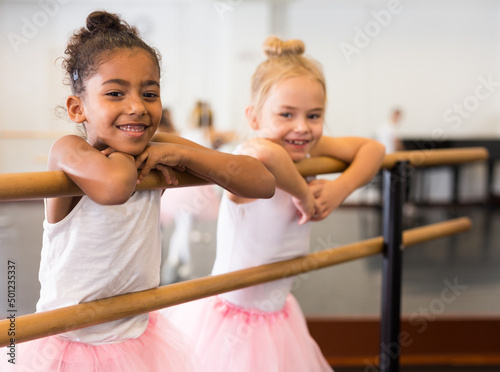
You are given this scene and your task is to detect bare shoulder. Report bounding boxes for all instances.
[51,134,87,149]
[238,138,285,159]
[48,135,90,171]
[223,138,278,205]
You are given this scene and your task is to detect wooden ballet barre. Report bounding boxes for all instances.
[0,169,210,202]
[0,217,471,347]
[296,146,489,177]
[383,146,489,169]
[0,147,489,202]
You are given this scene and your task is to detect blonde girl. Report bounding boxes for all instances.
[167,36,385,371]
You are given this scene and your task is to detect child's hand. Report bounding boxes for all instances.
[101,146,135,163]
[308,179,346,221]
[101,147,116,156]
[135,143,186,185]
[291,189,316,225]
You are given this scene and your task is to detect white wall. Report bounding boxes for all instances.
[0,0,499,200]
[0,0,239,172]
[284,0,500,139]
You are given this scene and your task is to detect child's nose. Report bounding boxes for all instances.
[128,95,147,115]
[294,117,310,132]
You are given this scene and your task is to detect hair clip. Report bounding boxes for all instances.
[73,70,78,81]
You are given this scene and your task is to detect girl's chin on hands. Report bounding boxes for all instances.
[101,147,116,156]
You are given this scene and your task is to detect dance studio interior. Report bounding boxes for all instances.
[1,0,500,371]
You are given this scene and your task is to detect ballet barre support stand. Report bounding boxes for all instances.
[380,161,408,372]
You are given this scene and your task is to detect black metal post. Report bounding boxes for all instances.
[451,165,460,205]
[379,161,407,372]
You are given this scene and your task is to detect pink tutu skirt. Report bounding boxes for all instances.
[165,294,333,372]
[3,312,199,372]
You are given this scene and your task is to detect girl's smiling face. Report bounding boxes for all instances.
[254,75,325,162]
[69,48,162,156]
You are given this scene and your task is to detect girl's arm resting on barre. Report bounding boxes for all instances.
[309,136,385,220]
[49,135,138,205]
[136,137,276,199]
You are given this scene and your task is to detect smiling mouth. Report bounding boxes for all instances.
[117,125,147,133]
[285,139,310,146]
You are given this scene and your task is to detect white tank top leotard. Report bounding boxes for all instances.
[37,190,162,345]
[212,188,311,312]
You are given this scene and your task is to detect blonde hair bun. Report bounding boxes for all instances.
[263,36,305,58]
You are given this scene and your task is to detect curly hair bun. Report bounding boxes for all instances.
[86,11,133,34]
[263,36,305,58]
[62,10,160,96]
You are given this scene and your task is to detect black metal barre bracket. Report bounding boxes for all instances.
[380,161,408,372]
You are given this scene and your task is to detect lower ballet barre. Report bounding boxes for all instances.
[0,216,471,347]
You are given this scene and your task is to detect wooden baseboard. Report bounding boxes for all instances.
[306,316,500,367]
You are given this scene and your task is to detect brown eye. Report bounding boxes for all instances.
[106,91,123,97]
